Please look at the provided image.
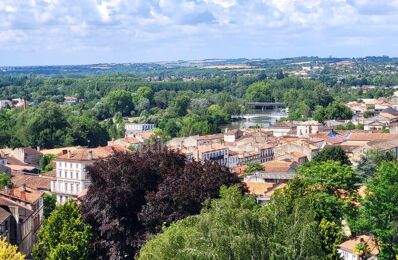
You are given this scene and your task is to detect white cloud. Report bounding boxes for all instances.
[0,0,398,65]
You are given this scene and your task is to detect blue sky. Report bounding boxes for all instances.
[1,0,398,66]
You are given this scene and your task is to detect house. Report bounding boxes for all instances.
[107,135,146,149]
[0,185,44,255]
[274,140,320,161]
[124,123,155,135]
[193,144,229,166]
[338,235,379,260]
[63,96,78,105]
[51,146,127,204]
[268,121,296,137]
[296,121,323,137]
[243,160,297,203]
[223,129,243,142]
[0,147,42,167]
[11,172,55,193]
[362,114,391,130]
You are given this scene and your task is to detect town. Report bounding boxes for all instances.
[2,0,398,259]
[0,88,397,258]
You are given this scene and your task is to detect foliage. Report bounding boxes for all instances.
[312,146,352,165]
[313,102,353,122]
[39,154,56,172]
[356,149,396,182]
[0,237,25,260]
[43,193,57,219]
[80,147,242,259]
[138,185,324,260]
[0,173,12,190]
[245,81,273,102]
[357,161,398,259]
[32,200,92,260]
[243,162,264,174]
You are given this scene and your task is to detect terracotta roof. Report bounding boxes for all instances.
[339,235,379,256]
[263,160,296,173]
[347,133,398,141]
[41,146,80,156]
[0,207,10,223]
[57,145,127,161]
[245,181,274,196]
[11,173,55,191]
[0,186,44,204]
[365,138,398,151]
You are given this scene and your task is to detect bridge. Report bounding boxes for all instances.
[246,102,285,110]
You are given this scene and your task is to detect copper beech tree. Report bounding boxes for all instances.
[80,146,243,259]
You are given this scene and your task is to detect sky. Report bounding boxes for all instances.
[1,0,398,66]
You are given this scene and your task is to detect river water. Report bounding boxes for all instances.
[223,109,288,130]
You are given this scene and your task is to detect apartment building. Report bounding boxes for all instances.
[51,146,126,204]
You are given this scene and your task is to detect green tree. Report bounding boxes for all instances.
[245,82,273,102]
[43,193,56,219]
[358,162,398,259]
[103,89,134,116]
[244,162,264,174]
[356,149,396,182]
[312,146,352,166]
[15,102,68,148]
[39,154,56,173]
[33,200,92,260]
[0,173,12,190]
[138,185,323,260]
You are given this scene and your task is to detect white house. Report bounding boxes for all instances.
[296,121,323,137]
[125,123,155,135]
[51,146,125,204]
[338,235,379,260]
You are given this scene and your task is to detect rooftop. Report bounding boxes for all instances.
[339,235,379,256]
[56,145,127,161]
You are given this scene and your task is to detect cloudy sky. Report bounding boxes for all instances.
[1,0,398,65]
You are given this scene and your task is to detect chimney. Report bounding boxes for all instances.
[37,146,40,152]
[67,150,71,159]
[21,183,26,191]
[20,186,26,201]
[225,128,228,134]
[62,149,67,155]
[88,150,93,160]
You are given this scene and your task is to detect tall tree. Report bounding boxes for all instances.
[80,147,242,259]
[312,146,352,166]
[33,200,92,260]
[138,185,324,260]
[356,149,396,182]
[358,161,398,259]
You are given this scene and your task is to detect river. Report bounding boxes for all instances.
[223,109,288,130]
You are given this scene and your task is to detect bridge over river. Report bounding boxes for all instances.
[246,102,285,110]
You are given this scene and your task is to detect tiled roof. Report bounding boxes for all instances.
[339,235,379,255]
[11,173,55,191]
[244,181,274,196]
[41,146,80,156]
[263,160,297,173]
[0,186,44,204]
[57,145,127,161]
[347,133,398,141]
